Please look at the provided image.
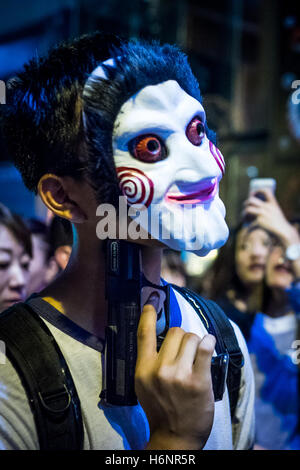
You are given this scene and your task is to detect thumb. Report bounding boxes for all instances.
[144,291,160,313]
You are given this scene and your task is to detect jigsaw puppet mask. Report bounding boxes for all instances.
[83,41,229,256]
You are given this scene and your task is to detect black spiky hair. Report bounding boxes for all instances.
[1,31,122,193]
[83,39,217,205]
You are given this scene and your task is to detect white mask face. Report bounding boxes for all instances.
[112,80,229,256]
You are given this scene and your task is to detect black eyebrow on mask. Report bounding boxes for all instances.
[114,111,206,143]
[115,128,174,151]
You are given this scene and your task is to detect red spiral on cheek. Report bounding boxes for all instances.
[116,167,154,208]
[209,141,225,175]
[121,179,138,198]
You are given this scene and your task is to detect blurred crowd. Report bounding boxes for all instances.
[0,206,73,313]
[0,184,300,450]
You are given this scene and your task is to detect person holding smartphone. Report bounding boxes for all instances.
[242,187,300,450]
[200,221,273,342]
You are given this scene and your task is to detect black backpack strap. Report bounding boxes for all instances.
[171,285,244,419]
[0,302,84,450]
[204,297,244,420]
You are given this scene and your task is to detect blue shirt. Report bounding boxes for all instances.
[248,312,300,449]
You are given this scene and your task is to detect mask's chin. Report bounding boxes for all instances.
[156,225,229,257]
[129,195,229,257]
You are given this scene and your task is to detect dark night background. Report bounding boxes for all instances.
[0,0,299,229]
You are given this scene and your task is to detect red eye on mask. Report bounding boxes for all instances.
[186,117,205,146]
[129,135,167,163]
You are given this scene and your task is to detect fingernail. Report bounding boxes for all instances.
[146,291,160,312]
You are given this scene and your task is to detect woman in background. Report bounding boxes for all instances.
[203,187,300,448]
[0,203,32,313]
[243,188,300,450]
[201,220,273,341]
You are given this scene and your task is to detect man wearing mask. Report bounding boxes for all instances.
[0,33,254,450]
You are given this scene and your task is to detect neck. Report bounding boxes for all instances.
[41,225,163,338]
[228,282,263,313]
[246,283,264,312]
[266,288,292,318]
[140,244,164,311]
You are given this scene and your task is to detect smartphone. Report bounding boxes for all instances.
[249,178,276,198]
[244,178,276,223]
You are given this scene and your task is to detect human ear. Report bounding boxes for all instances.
[37,174,87,223]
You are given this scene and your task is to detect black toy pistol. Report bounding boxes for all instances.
[101,239,231,407]
[102,239,142,406]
